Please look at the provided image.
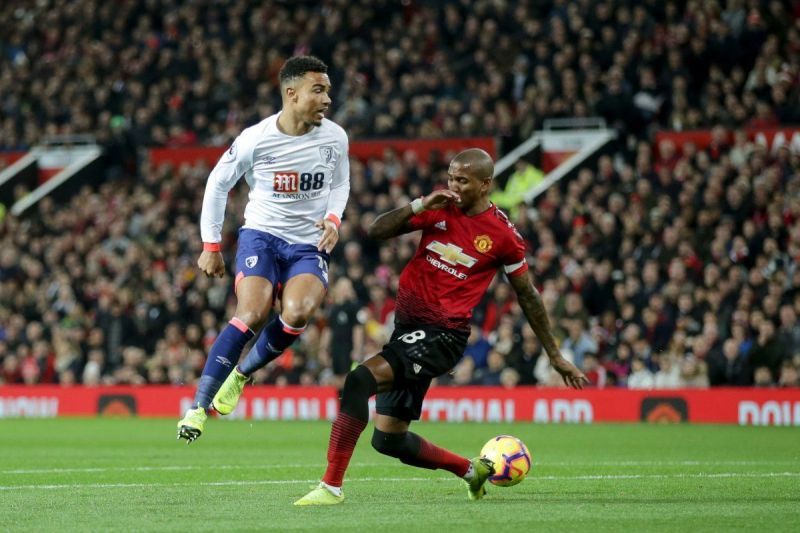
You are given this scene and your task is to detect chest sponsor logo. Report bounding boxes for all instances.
[473,234,493,254]
[273,171,299,192]
[426,241,477,268]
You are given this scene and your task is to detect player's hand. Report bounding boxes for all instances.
[315,218,339,254]
[197,250,226,278]
[550,355,589,389]
[422,189,460,210]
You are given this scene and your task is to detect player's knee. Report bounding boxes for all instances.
[279,299,315,327]
[371,429,408,458]
[279,310,308,328]
[339,366,377,420]
[342,365,377,400]
[233,308,269,330]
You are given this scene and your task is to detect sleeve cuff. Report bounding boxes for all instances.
[203,242,221,252]
[325,213,341,229]
[504,260,529,277]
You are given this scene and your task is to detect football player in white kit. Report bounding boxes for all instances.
[178,56,350,442]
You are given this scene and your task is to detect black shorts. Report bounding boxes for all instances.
[376,324,468,422]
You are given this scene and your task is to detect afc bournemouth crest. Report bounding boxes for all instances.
[473,234,493,254]
[222,140,237,162]
[319,145,336,166]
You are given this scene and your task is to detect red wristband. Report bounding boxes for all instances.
[203,242,221,252]
[325,213,341,229]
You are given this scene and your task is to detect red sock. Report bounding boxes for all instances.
[322,412,367,487]
[413,437,470,477]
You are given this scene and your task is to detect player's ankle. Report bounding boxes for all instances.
[463,463,475,480]
[321,481,342,496]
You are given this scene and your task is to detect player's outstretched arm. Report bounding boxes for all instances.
[508,272,589,389]
[368,190,460,240]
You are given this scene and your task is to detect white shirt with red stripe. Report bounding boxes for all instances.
[200,113,350,246]
[396,204,529,331]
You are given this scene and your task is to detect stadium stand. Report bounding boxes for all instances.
[1,0,799,388]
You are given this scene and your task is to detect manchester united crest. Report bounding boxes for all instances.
[473,234,493,254]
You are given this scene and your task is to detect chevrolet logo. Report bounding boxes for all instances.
[426,241,478,267]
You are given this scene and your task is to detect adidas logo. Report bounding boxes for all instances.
[435,221,447,231]
[413,363,422,374]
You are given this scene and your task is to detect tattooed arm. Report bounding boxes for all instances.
[509,271,589,389]
[367,204,416,240]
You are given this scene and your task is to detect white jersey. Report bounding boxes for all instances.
[200,113,350,246]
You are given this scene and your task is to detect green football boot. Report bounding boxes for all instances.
[176,407,207,444]
[293,483,345,506]
[211,367,249,415]
[466,456,495,500]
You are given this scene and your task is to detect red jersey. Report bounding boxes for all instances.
[396,203,529,331]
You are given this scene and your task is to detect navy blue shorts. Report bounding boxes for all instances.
[235,228,330,289]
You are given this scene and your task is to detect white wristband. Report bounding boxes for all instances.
[411,197,425,214]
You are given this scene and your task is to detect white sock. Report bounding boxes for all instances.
[321,481,342,496]
[463,463,475,481]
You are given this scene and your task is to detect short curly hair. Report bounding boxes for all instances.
[279,56,328,86]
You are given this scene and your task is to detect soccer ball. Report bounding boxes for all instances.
[479,435,531,487]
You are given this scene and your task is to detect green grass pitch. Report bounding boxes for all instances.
[1,418,798,532]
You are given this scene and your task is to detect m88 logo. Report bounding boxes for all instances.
[274,171,325,192]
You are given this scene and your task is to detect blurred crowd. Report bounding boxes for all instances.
[1,0,799,152]
[2,132,799,389]
[1,0,800,389]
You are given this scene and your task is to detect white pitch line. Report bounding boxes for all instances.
[0,477,434,491]
[1,472,799,491]
[544,460,800,467]
[3,460,798,476]
[533,472,800,481]
[1,463,378,475]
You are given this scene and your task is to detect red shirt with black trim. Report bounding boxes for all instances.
[396,203,529,331]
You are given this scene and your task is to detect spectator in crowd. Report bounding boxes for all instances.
[753,366,776,387]
[463,324,492,370]
[778,304,800,355]
[323,278,365,388]
[506,329,541,385]
[749,320,786,380]
[779,362,799,388]
[474,349,506,386]
[581,353,607,388]
[627,357,655,389]
[708,338,752,386]
[679,357,710,388]
[560,318,598,371]
[653,353,681,389]
[490,159,544,217]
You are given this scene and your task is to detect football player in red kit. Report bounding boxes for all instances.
[294,148,587,505]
